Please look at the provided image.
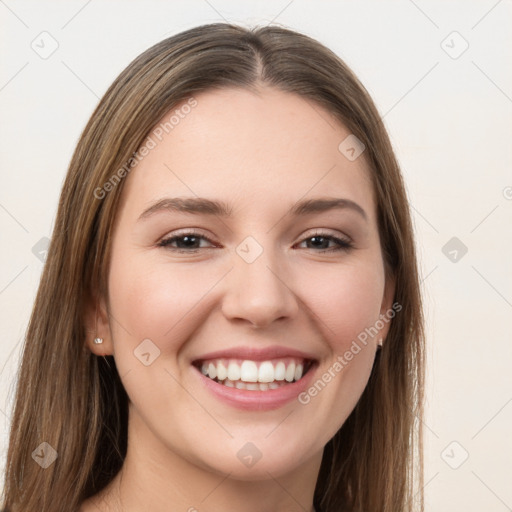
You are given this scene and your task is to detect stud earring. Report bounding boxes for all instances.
[93,304,104,345]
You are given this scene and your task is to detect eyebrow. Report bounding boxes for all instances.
[138,196,368,222]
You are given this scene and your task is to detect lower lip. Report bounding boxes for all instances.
[193,364,317,411]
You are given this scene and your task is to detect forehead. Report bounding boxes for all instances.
[120,86,375,223]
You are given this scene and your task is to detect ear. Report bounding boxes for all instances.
[377,271,397,346]
[83,291,114,357]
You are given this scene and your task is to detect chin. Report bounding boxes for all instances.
[190,438,318,481]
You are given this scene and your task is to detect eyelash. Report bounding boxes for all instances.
[157,230,354,254]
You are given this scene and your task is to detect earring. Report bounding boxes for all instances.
[93,304,104,345]
[377,337,383,349]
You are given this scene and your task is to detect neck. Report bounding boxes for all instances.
[96,405,321,512]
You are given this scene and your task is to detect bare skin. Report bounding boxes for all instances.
[81,86,394,512]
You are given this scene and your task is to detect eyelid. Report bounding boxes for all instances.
[158,227,354,254]
[157,229,218,249]
[157,228,351,243]
[158,227,214,241]
[297,229,354,251]
[302,227,351,240]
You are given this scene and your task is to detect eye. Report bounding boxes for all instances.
[158,231,217,253]
[296,231,354,252]
[158,230,354,254]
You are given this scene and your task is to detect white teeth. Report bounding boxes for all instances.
[227,362,241,381]
[216,361,227,381]
[198,357,311,388]
[240,360,258,382]
[285,362,296,382]
[294,363,303,381]
[258,361,275,383]
[218,379,288,391]
[274,361,286,381]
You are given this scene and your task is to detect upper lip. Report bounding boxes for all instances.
[192,345,318,363]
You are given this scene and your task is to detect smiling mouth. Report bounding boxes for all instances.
[192,357,315,391]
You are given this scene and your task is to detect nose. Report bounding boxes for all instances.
[221,247,299,329]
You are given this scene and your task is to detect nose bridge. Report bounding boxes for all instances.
[222,235,298,327]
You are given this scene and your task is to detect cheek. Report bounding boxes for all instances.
[106,246,220,357]
[302,261,385,351]
[295,264,384,433]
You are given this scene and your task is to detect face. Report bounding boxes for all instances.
[91,86,395,481]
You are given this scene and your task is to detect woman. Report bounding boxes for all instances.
[1,23,424,512]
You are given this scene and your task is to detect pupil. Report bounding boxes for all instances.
[180,236,197,248]
[310,236,327,249]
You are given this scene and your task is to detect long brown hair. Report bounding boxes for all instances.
[1,23,424,512]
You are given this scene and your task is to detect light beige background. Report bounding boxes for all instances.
[1,1,511,510]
